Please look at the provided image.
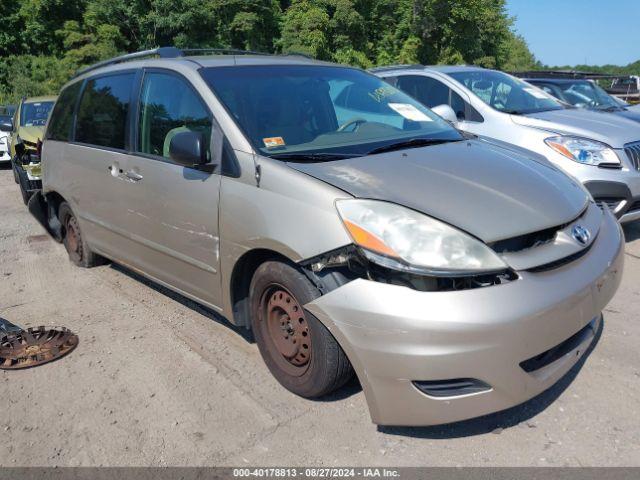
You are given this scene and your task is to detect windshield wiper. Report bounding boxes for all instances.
[598,105,622,112]
[366,138,458,155]
[269,152,361,162]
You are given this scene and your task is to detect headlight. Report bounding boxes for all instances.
[336,199,507,275]
[545,136,620,167]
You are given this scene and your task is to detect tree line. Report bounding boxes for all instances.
[0,0,635,104]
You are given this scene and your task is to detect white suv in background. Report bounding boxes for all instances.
[373,65,640,223]
[0,115,12,164]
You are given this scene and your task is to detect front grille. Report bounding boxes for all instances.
[527,242,593,273]
[490,205,587,254]
[594,197,625,212]
[625,141,640,170]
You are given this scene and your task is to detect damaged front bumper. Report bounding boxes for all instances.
[304,209,624,426]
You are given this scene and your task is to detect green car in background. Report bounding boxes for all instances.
[9,96,56,204]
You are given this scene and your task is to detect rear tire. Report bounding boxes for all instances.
[12,160,19,184]
[58,202,102,268]
[19,178,32,205]
[250,260,353,398]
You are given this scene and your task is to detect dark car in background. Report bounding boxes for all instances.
[524,77,640,124]
[0,104,17,117]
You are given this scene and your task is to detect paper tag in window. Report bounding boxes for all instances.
[263,136,285,148]
[523,87,548,99]
[388,103,432,122]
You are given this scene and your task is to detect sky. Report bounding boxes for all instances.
[505,0,640,66]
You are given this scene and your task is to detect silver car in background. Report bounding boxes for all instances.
[36,49,623,426]
[373,65,640,223]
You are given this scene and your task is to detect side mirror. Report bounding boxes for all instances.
[431,104,458,126]
[169,131,208,167]
[0,120,12,132]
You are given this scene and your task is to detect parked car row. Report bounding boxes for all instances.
[375,65,640,223]
[0,96,56,203]
[8,48,634,426]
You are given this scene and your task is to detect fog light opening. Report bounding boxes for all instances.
[412,378,492,398]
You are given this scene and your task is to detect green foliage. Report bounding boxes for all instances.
[0,0,636,104]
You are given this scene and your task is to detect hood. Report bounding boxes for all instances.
[17,125,45,145]
[510,108,640,148]
[287,139,588,243]
[614,108,640,124]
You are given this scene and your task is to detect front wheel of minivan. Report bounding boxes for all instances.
[250,261,354,398]
[58,202,103,268]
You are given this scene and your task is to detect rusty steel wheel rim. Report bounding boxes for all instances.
[0,326,79,370]
[65,216,82,260]
[261,286,311,376]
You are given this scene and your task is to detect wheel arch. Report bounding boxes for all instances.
[228,248,299,329]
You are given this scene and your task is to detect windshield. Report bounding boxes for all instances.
[201,65,462,158]
[20,101,54,127]
[448,70,564,115]
[559,81,619,109]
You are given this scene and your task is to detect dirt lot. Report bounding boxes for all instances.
[1,166,639,467]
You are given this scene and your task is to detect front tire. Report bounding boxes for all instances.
[250,261,353,398]
[58,202,102,268]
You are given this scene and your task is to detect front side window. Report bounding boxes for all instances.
[20,101,54,127]
[75,73,135,149]
[137,72,212,160]
[47,82,82,141]
[448,70,564,115]
[201,65,461,158]
[393,75,482,122]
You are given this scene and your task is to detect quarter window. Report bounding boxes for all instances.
[46,82,82,141]
[137,72,212,160]
[75,73,135,149]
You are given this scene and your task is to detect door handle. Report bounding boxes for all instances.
[124,170,143,182]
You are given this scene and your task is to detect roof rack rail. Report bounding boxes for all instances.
[181,48,268,57]
[368,64,424,73]
[74,46,315,78]
[74,47,183,78]
[511,70,617,80]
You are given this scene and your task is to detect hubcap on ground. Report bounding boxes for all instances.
[0,326,79,369]
[264,288,311,372]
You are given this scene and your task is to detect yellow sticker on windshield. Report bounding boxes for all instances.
[263,137,285,148]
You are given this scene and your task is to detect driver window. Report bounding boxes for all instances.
[394,75,483,122]
[137,72,212,160]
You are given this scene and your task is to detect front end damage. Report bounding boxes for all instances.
[298,205,624,426]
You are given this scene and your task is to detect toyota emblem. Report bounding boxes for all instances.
[572,225,591,246]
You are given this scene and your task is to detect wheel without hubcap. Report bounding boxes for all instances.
[64,214,83,264]
[249,260,354,398]
[261,286,312,377]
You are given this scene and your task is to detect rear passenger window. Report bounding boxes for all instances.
[137,72,212,160]
[46,81,82,141]
[75,73,135,149]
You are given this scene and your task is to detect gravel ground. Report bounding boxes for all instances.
[1,166,639,467]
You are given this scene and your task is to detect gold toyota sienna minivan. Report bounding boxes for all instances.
[33,48,624,426]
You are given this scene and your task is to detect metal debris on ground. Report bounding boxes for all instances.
[0,326,78,369]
